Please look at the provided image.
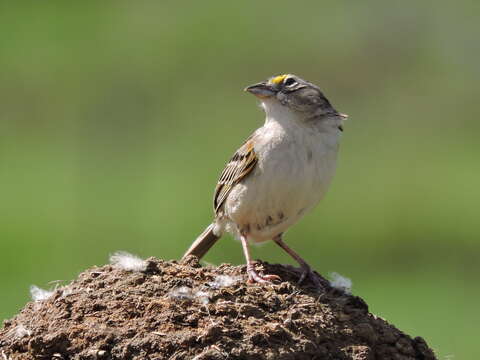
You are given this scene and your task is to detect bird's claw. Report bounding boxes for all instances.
[247,264,281,284]
[298,265,324,289]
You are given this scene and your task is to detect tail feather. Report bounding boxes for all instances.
[182,223,220,261]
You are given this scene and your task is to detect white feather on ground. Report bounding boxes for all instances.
[30,285,54,301]
[193,290,210,305]
[14,324,32,338]
[109,251,147,272]
[168,286,193,300]
[169,286,210,304]
[208,275,242,289]
[5,324,32,340]
[329,272,352,294]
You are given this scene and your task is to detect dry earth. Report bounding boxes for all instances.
[0,256,437,359]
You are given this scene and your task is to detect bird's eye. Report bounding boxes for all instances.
[284,77,297,87]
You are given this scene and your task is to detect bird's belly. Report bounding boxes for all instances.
[224,140,337,242]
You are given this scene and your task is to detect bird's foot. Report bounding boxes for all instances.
[298,264,324,289]
[246,263,281,284]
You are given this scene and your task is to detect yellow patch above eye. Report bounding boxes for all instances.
[269,74,288,84]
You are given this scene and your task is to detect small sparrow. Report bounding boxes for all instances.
[183,74,346,285]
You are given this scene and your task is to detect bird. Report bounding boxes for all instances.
[182,74,347,285]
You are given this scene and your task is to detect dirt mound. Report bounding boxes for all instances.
[0,256,436,359]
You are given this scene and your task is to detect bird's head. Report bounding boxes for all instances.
[245,74,347,122]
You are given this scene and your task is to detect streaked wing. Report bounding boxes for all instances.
[213,135,258,214]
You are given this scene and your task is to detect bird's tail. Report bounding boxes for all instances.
[182,223,220,261]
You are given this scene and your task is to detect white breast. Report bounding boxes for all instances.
[223,102,340,243]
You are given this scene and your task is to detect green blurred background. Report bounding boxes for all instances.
[0,1,478,358]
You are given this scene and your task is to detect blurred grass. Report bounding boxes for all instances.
[0,1,478,358]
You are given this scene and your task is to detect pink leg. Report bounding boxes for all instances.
[273,234,323,287]
[240,235,281,284]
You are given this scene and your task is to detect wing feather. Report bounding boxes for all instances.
[213,135,258,214]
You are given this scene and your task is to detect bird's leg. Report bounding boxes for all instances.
[240,235,280,284]
[273,234,323,288]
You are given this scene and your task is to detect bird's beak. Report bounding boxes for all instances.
[244,82,277,98]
